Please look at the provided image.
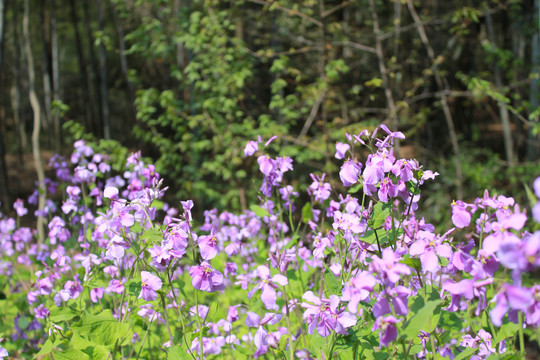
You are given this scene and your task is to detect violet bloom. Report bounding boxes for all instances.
[490,284,533,326]
[13,199,28,217]
[244,139,260,157]
[248,265,288,310]
[409,230,453,273]
[339,159,362,187]
[301,292,356,337]
[533,177,540,223]
[139,271,162,301]
[189,262,225,292]
[308,173,332,202]
[335,142,350,160]
[482,209,527,255]
[451,200,476,228]
[372,315,400,347]
[198,234,220,260]
[370,248,411,285]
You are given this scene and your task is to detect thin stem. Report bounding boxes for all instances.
[160,292,174,346]
[519,311,526,358]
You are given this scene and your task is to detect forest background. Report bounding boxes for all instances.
[0,0,539,225]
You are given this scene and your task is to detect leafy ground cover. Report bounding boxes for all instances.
[0,126,539,359]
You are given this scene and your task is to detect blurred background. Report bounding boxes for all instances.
[0,0,539,224]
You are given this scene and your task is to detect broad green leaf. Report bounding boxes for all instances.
[71,309,132,349]
[54,349,91,360]
[71,333,110,360]
[250,204,270,218]
[324,269,342,297]
[348,183,362,194]
[361,230,388,246]
[50,307,78,323]
[168,344,192,360]
[127,280,142,296]
[401,290,441,340]
[371,202,391,229]
[141,228,163,244]
[301,203,313,223]
[308,331,328,358]
[35,337,62,357]
[494,321,520,344]
[453,347,477,360]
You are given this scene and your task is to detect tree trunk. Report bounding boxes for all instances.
[68,0,93,132]
[529,0,540,161]
[97,0,110,139]
[406,0,463,199]
[112,3,135,120]
[0,0,9,210]
[23,0,46,244]
[82,0,103,137]
[51,0,60,153]
[368,0,401,157]
[486,12,514,166]
[41,0,53,147]
[11,0,26,159]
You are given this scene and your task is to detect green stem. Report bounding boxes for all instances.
[160,292,174,346]
[519,311,526,358]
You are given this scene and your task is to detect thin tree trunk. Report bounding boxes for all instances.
[112,4,135,119]
[368,0,400,157]
[68,0,93,132]
[97,0,110,139]
[486,12,514,166]
[51,0,60,153]
[0,0,9,210]
[11,0,26,159]
[23,0,46,244]
[82,0,103,137]
[41,0,53,147]
[529,0,540,161]
[406,0,463,199]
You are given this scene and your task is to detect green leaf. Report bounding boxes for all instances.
[348,183,362,194]
[54,349,91,360]
[168,344,192,360]
[50,307,78,323]
[371,202,391,229]
[35,337,63,357]
[250,204,270,218]
[71,333,110,360]
[71,309,132,349]
[141,228,163,244]
[360,230,388,245]
[494,321,520,344]
[401,290,441,340]
[127,280,142,296]
[324,269,342,297]
[308,331,328,358]
[301,203,313,223]
[453,347,477,360]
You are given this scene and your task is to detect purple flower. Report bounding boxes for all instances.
[13,199,28,217]
[370,248,411,285]
[451,200,475,228]
[335,142,350,159]
[244,140,260,157]
[308,174,332,202]
[139,271,162,301]
[90,288,105,303]
[198,234,220,260]
[248,265,288,310]
[490,284,533,326]
[189,262,225,292]
[339,159,362,187]
[372,315,400,347]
